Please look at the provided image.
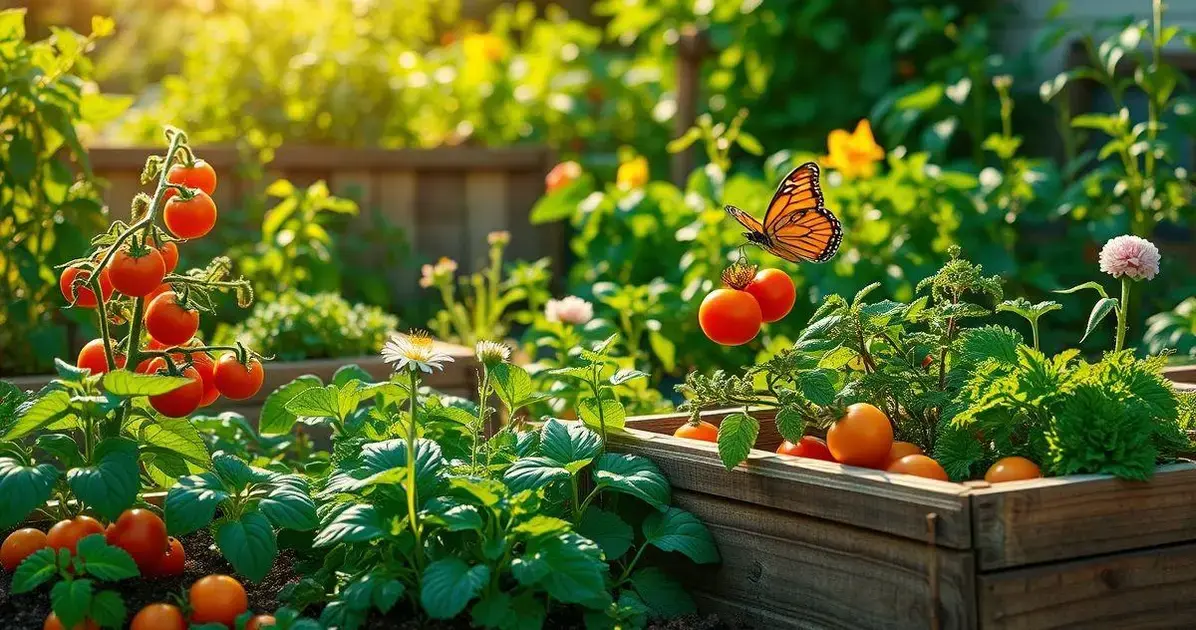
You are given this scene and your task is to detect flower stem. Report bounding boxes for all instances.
[406,368,423,572]
[1116,277,1131,353]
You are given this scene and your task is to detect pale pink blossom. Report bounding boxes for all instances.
[488,230,511,247]
[1099,235,1161,281]
[419,257,458,288]
[545,296,594,326]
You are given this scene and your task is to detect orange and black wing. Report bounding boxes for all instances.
[769,206,842,262]
[762,162,824,230]
[724,204,765,236]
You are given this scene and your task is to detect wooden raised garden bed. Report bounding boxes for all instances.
[609,409,1196,630]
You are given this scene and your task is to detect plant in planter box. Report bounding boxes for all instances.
[9,534,141,629]
[214,290,398,361]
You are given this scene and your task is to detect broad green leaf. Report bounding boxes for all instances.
[577,507,633,559]
[89,590,127,628]
[1081,297,1119,343]
[67,438,139,521]
[0,457,60,528]
[775,407,805,443]
[817,345,857,370]
[1054,280,1110,299]
[471,592,513,629]
[35,434,83,469]
[716,413,759,470]
[259,485,318,531]
[512,515,571,539]
[51,578,94,628]
[798,370,836,406]
[360,438,444,496]
[165,472,229,535]
[578,398,626,432]
[130,417,210,467]
[609,369,649,385]
[447,477,505,507]
[5,390,77,439]
[54,358,91,382]
[332,364,373,388]
[539,418,601,466]
[213,453,269,490]
[102,371,192,396]
[642,507,720,564]
[420,558,489,619]
[521,532,610,609]
[491,363,534,411]
[259,375,322,435]
[425,499,484,532]
[76,535,139,580]
[285,384,361,422]
[630,567,696,618]
[216,512,278,583]
[593,453,670,510]
[503,457,570,492]
[11,548,57,593]
[313,504,383,547]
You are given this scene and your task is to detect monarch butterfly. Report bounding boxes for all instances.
[725,162,842,263]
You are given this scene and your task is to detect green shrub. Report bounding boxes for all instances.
[215,291,397,361]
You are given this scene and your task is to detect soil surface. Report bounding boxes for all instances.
[1,525,748,629]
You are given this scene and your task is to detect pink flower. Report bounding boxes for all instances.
[487,230,510,247]
[419,257,458,288]
[1099,235,1161,281]
[545,296,593,326]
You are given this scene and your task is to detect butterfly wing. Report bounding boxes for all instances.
[724,204,765,235]
[770,206,843,262]
[762,162,823,230]
[724,161,843,263]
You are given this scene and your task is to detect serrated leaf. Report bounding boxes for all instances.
[5,390,77,440]
[610,369,649,385]
[260,375,322,435]
[642,507,720,563]
[774,407,805,443]
[76,535,139,580]
[512,515,572,539]
[89,589,126,627]
[798,370,836,405]
[447,477,505,506]
[817,345,857,370]
[1082,297,1119,343]
[11,548,58,593]
[425,498,484,532]
[578,398,626,432]
[577,507,633,559]
[593,453,670,510]
[332,364,373,388]
[0,457,60,528]
[51,578,94,628]
[492,363,534,412]
[165,472,229,535]
[420,558,489,619]
[521,533,610,609]
[102,371,192,396]
[67,438,139,521]
[285,384,360,422]
[216,512,278,583]
[716,412,759,470]
[539,418,601,466]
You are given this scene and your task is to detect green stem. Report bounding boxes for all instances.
[615,544,649,586]
[570,476,582,521]
[474,367,491,474]
[1116,277,1131,353]
[92,280,117,371]
[589,369,608,447]
[1031,320,1040,352]
[406,368,424,573]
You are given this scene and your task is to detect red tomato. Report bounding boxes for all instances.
[145,291,200,346]
[191,353,220,407]
[46,516,105,555]
[1,528,47,571]
[884,441,924,467]
[213,355,265,400]
[109,247,166,297]
[826,403,893,468]
[145,283,172,306]
[672,420,718,442]
[151,537,185,576]
[105,509,168,573]
[246,615,278,630]
[744,268,796,323]
[886,454,949,481]
[189,575,248,627]
[59,265,114,308]
[146,359,204,417]
[131,603,186,630]
[77,339,127,376]
[44,612,98,630]
[776,436,835,461]
[984,456,1042,483]
[545,161,582,194]
[163,192,217,239]
[150,239,180,274]
[166,160,218,196]
[698,288,762,346]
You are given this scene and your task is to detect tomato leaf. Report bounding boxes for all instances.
[11,548,58,593]
[88,590,127,628]
[51,578,94,628]
[642,507,720,564]
[592,453,670,510]
[102,371,193,397]
[716,412,758,470]
[4,390,78,440]
[420,558,489,619]
[164,472,229,535]
[216,512,278,583]
[259,375,322,436]
[76,534,139,580]
[578,398,626,433]
[0,457,60,528]
[67,438,139,521]
[775,406,806,443]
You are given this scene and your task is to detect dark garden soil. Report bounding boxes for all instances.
[1,525,747,629]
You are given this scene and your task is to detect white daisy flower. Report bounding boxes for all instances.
[475,340,511,366]
[382,331,455,373]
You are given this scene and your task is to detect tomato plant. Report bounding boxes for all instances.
[189,574,248,627]
[108,245,166,297]
[213,355,265,400]
[163,191,218,240]
[144,291,200,346]
[167,159,218,197]
[58,266,113,309]
[1,527,47,571]
[46,516,105,555]
[745,268,795,323]
[145,359,204,417]
[105,508,168,573]
[130,603,186,630]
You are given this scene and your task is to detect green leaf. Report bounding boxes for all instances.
[313,504,383,547]
[165,472,229,535]
[360,438,444,496]
[1054,280,1110,300]
[539,418,601,466]
[447,477,505,507]
[89,590,127,628]
[260,375,322,436]
[502,457,570,492]
[593,453,670,510]
[520,532,610,609]
[775,407,805,443]
[716,412,759,470]
[492,363,534,411]
[472,592,513,629]
[630,567,696,618]
[5,390,77,439]
[648,330,677,373]
[609,369,649,386]
[216,512,278,583]
[578,398,626,432]
[259,485,318,531]
[285,384,361,422]
[67,438,139,521]
[213,453,268,490]
[332,364,373,388]
[642,507,720,564]
[512,515,572,539]
[76,535,139,580]
[0,457,60,528]
[130,417,210,467]
[8,134,36,185]
[896,83,944,111]
[1082,297,1119,343]
[817,345,857,370]
[420,558,489,619]
[425,499,484,532]
[798,370,836,406]
[373,578,405,613]
[52,578,94,628]
[102,371,192,396]
[577,507,633,559]
[11,548,58,593]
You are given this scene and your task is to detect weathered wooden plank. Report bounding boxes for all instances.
[464,172,509,270]
[977,541,1196,629]
[1163,364,1196,385]
[670,490,976,630]
[376,171,419,300]
[416,172,469,270]
[612,413,974,549]
[100,172,143,221]
[970,463,1196,570]
[330,169,377,210]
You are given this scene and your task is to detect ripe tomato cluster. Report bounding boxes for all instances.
[673,403,1044,483]
[699,264,796,346]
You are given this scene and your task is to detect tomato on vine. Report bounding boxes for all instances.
[699,260,763,346]
[145,359,204,417]
[213,354,265,400]
[77,339,126,375]
[163,191,217,240]
[744,268,796,323]
[150,537,185,576]
[109,244,166,297]
[189,574,248,627]
[148,238,180,274]
[145,291,200,346]
[105,508,168,573]
[190,351,220,407]
[131,604,186,630]
[167,159,217,197]
[1,528,47,571]
[59,265,113,308]
[826,403,893,468]
[46,515,105,555]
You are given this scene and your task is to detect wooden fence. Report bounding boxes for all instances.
[90,145,564,301]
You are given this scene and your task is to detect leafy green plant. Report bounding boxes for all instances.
[10,534,140,629]
[215,291,397,361]
[1145,298,1196,360]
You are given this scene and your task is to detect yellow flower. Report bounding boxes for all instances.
[616,156,649,191]
[822,120,885,179]
[463,33,506,62]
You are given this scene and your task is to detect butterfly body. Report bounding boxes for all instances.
[725,162,842,263]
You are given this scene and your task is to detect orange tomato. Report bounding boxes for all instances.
[886,454,949,481]
[44,612,99,630]
[744,268,796,323]
[984,456,1042,483]
[246,615,278,630]
[130,603,186,630]
[884,441,924,466]
[46,516,105,555]
[776,436,835,461]
[1,528,47,571]
[189,574,248,627]
[673,420,718,442]
[698,288,762,346]
[825,403,893,468]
